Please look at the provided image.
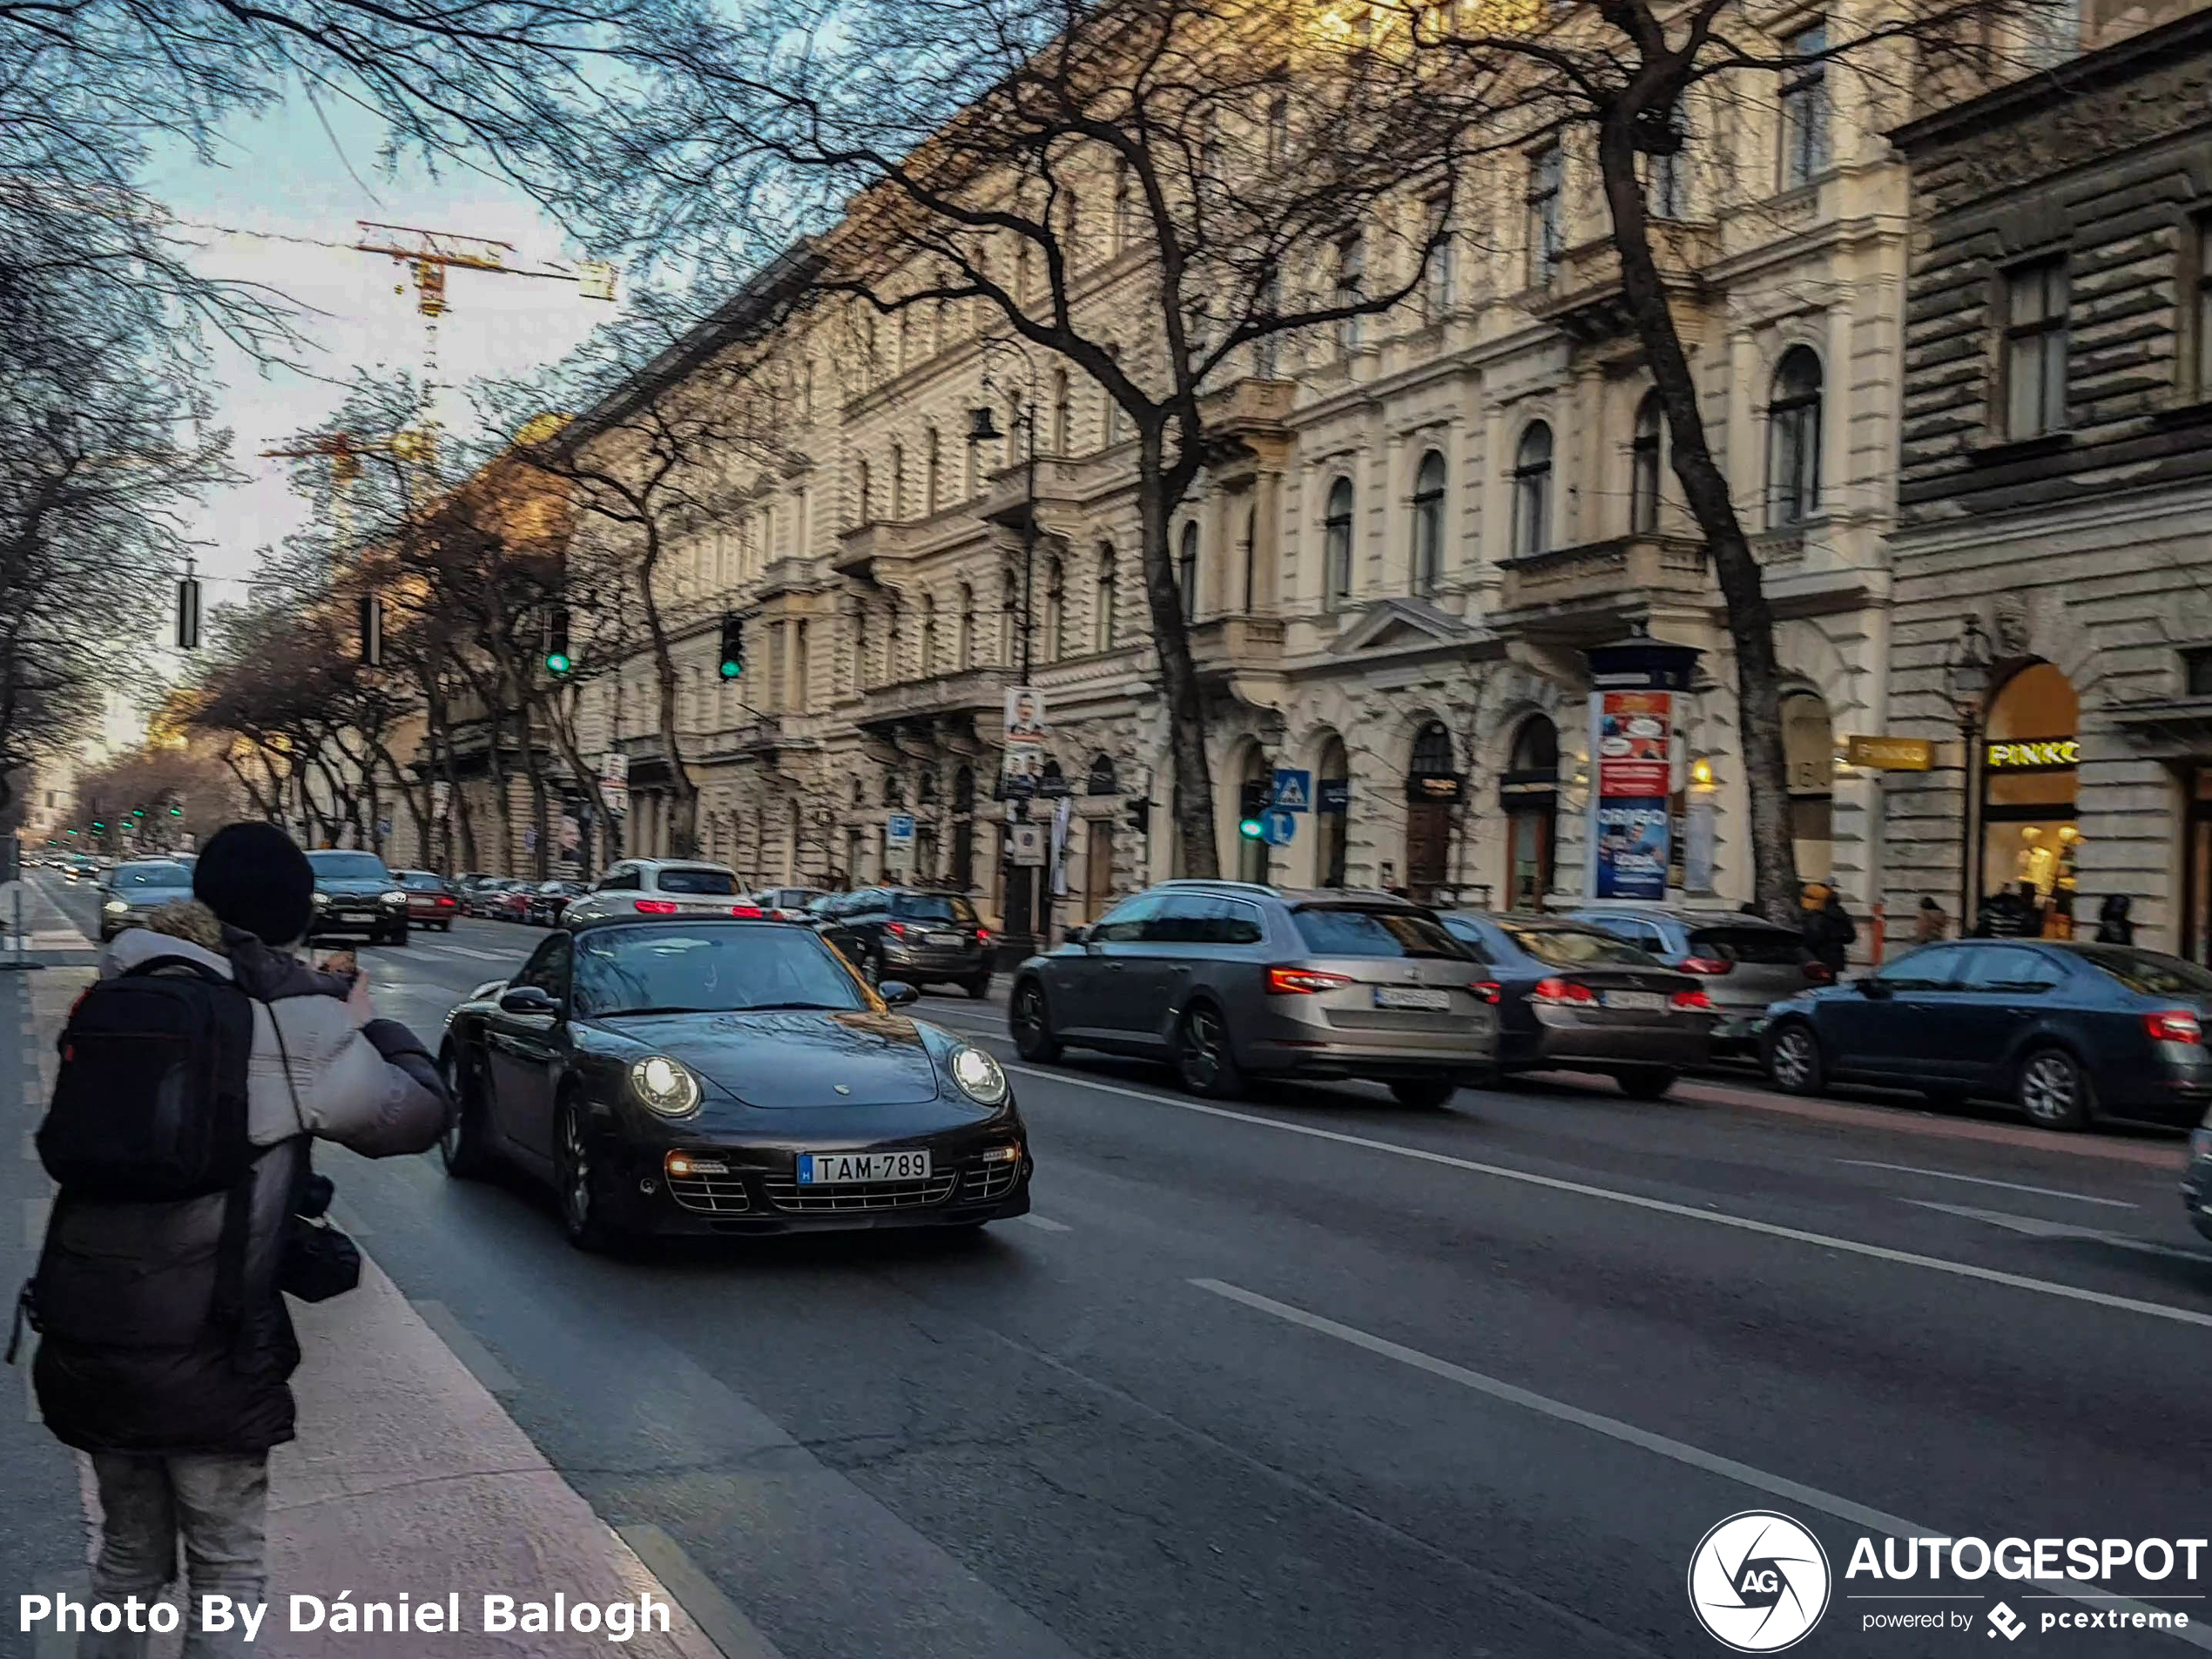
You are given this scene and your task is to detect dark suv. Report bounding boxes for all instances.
[813,887,993,998]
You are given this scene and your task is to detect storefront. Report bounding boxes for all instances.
[1976,662,2080,937]
[1499,715,1558,912]
[1404,721,1460,903]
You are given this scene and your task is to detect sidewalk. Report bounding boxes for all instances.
[9,966,751,1659]
[0,874,98,964]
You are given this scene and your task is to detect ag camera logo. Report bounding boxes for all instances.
[1689,1511,1831,1652]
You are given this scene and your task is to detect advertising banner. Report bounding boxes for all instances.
[1588,689,1674,900]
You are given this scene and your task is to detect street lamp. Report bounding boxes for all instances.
[1944,615,1993,933]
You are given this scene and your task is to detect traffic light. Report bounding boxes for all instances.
[1124,795,1153,838]
[357,591,384,667]
[130,808,144,819]
[169,805,183,817]
[175,572,201,651]
[91,820,105,833]
[1237,779,1267,841]
[544,607,572,676]
[718,612,744,680]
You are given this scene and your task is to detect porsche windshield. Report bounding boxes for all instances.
[573,925,870,1017]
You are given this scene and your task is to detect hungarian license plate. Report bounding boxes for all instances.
[928,931,965,947]
[1375,986,1452,1011]
[1603,990,1667,1012]
[342,910,374,922]
[798,1150,933,1185]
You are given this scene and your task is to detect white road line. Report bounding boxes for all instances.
[1838,1157,2138,1209]
[1012,1213,1071,1232]
[1007,1063,2212,1333]
[1904,1200,2211,1263]
[423,943,512,962]
[1192,1278,2212,1649]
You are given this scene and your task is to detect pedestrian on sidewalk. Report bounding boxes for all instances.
[1801,884,1857,974]
[20,821,448,1659]
[2094,894,2135,945]
[1914,895,1949,944]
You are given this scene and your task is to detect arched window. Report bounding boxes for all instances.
[1411,720,1453,774]
[1324,476,1354,608]
[1631,393,1664,534]
[956,582,975,670]
[1095,543,1117,650]
[1177,521,1200,621]
[954,765,975,811]
[1411,449,1446,597]
[924,427,942,514]
[1768,347,1823,528]
[1512,422,1553,558]
[1043,555,1066,660]
[1086,752,1118,795]
[889,442,907,517]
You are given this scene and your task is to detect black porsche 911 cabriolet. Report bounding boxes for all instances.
[438,915,1032,1249]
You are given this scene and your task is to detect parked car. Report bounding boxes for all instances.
[1438,913,1715,1098]
[464,877,526,919]
[559,859,750,927]
[96,859,196,941]
[1568,904,1830,1054]
[750,885,827,920]
[812,887,994,998]
[63,855,100,883]
[1761,939,2212,1130]
[2182,1105,2212,1242]
[305,849,410,946]
[1008,881,1497,1106]
[491,883,542,923]
[394,869,459,932]
[525,880,590,926]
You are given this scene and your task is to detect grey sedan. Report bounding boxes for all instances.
[1008,881,1496,1107]
[98,860,196,940]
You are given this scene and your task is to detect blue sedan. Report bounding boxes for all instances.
[1759,939,2212,1130]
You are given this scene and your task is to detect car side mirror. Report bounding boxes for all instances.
[877,979,920,1008]
[499,985,558,1015]
[1062,924,1089,946]
[1855,976,1892,999]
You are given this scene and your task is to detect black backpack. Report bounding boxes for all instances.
[37,956,258,1200]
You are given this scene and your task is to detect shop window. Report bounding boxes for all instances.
[1978,662,2080,937]
[1405,720,1457,904]
[1501,714,1560,912]
[1315,734,1350,888]
[1237,747,1274,885]
[1781,691,1834,883]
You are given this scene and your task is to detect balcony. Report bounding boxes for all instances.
[1494,534,1716,639]
[1530,222,1718,346]
[1199,378,1295,438]
[858,664,1014,730]
[833,517,924,583]
[1187,614,1286,678]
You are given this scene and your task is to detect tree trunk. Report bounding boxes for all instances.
[425,670,475,873]
[367,733,430,865]
[1136,421,1218,880]
[1595,115,1800,923]
[518,695,551,879]
[637,540,700,858]
[535,685,616,880]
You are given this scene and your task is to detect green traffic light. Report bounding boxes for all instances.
[64,829,77,837]
[718,658,742,679]
[169,806,183,816]
[1238,817,1264,840]
[545,651,572,675]
[131,808,144,818]
[91,821,104,832]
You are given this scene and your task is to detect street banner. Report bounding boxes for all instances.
[1000,741,1044,797]
[1588,688,1673,900]
[1003,686,1048,741]
[598,750,630,817]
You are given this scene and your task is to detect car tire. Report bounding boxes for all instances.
[555,1096,622,1252]
[1615,1066,1677,1101]
[2017,1046,2093,1131]
[1765,1021,1825,1096]
[439,921,453,933]
[1010,979,1062,1063]
[383,926,408,948]
[1387,1076,1459,1109]
[438,1048,494,1180]
[965,973,992,1001]
[1175,1000,1245,1100]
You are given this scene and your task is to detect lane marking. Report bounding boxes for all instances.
[617,1523,786,1659]
[408,1298,517,1394]
[1007,1063,2212,1332]
[1838,1157,2138,1209]
[421,943,512,962]
[1192,1278,2212,1649]
[1904,1200,2210,1263]
[1012,1213,1070,1233]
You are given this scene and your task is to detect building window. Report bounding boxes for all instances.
[1767,347,1823,527]
[1324,477,1354,608]
[1779,22,1830,190]
[1043,556,1065,660]
[957,583,975,670]
[924,428,941,513]
[793,620,809,708]
[2003,259,2069,439]
[1095,544,1116,650]
[1335,229,1365,354]
[1422,205,1454,323]
[1525,144,1562,287]
[2195,219,2212,400]
[1266,94,1289,165]
[2183,646,2212,698]
[1177,522,1200,621]
[1050,369,1071,454]
[1241,505,1258,611]
[1411,448,1446,597]
[1512,422,1553,557]
[889,442,907,517]
[1646,132,1689,219]
[921,595,939,675]
[1630,391,1663,534]
[1112,164,1133,252]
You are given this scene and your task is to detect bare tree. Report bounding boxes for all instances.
[585,0,1471,876]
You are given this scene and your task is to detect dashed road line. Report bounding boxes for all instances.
[1838,1157,2139,1209]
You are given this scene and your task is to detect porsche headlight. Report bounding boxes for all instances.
[629,1055,701,1117]
[948,1044,1008,1106]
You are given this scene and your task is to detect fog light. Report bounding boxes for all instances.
[665,1152,728,1177]
[980,1143,1022,1165]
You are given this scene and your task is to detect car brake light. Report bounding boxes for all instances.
[634,899,678,914]
[729,904,765,917]
[1267,966,1354,995]
[1530,977,1597,1005]
[1469,981,1502,1004]
[437,895,455,907]
[886,921,913,937]
[1670,988,1714,1012]
[977,927,992,944]
[2145,1009,2203,1044]
[1803,961,1834,982]
[1679,956,1733,974]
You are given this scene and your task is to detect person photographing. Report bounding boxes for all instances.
[12,822,447,1658]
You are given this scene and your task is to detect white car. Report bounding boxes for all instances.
[558,859,754,927]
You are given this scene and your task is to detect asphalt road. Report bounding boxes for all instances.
[24,880,2212,1656]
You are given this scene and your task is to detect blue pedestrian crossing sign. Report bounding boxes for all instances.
[1262,808,1298,846]
[1271,768,1312,813]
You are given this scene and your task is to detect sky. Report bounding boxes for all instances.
[111,91,624,750]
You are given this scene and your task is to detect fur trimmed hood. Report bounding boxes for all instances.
[140,899,227,955]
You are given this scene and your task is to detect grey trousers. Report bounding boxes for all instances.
[82,1452,268,1659]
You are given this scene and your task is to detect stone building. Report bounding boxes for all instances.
[1885,3,2212,957]
[523,7,1920,935]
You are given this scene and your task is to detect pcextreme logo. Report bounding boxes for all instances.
[1689,1511,1833,1653]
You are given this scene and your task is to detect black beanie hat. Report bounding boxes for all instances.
[192,821,314,946]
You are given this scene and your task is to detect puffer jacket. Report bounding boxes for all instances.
[32,902,448,1456]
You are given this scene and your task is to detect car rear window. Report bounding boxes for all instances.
[1687,926,1804,966]
[655,867,739,895]
[1507,927,1658,969]
[892,893,978,923]
[1291,907,1467,959]
[113,864,192,890]
[307,853,390,882]
[2071,945,2212,997]
[400,872,445,890]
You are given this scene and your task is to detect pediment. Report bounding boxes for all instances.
[1328,597,1474,657]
